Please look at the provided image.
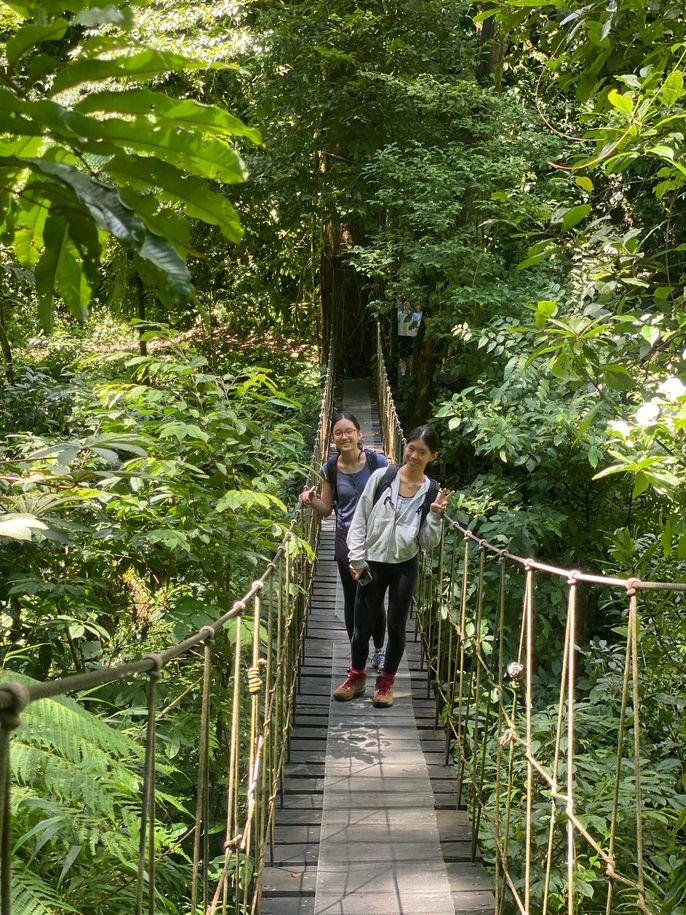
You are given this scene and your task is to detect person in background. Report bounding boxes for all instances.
[299,412,389,668]
[333,426,453,708]
[397,302,422,377]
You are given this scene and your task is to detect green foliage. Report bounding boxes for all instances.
[0,331,318,672]
[3,672,188,914]
[0,325,320,912]
[0,0,259,331]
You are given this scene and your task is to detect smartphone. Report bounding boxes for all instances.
[359,568,373,587]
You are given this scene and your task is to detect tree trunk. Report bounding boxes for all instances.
[404,322,442,427]
[135,273,147,357]
[0,297,14,383]
[320,221,375,376]
[475,8,504,91]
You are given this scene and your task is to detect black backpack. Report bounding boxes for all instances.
[372,465,440,529]
[325,448,382,506]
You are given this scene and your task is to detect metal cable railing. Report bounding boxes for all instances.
[374,328,686,915]
[0,342,336,915]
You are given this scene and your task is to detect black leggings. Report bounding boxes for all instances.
[350,556,419,676]
[336,559,385,649]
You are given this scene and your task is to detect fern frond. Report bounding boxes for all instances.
[11,864,77,915]
[12,741,135,817]
[22,695,140,762]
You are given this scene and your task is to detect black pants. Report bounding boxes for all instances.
[350,556,419,676]
[335,528,385,648]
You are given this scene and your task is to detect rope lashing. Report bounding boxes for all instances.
[0,683,30,733]
[248,659,268,694]
[199,625,215,643]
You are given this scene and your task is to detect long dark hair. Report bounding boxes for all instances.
[406,425,440,452]
[331,411,361,434]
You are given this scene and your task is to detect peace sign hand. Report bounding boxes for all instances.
[430,488,454,516]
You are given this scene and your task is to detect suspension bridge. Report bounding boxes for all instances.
[1,333,683,915]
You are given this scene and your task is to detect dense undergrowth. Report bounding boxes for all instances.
[0,321,320,913]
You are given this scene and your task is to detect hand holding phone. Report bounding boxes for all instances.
[358,568,373,587]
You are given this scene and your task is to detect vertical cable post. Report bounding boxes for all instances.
[136,655,162,915]
[523,563,534,915]
[191,627,214,913]
[565,575,578,915]
[0,683,29,915]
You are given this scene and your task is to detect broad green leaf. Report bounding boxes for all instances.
[550,351,582,382]
[137,233,191,302]
[517,243,561,269]
[75,89,262,144]
[95,119,247,184]
[648,145,675,160]
[660,70,684,107]
[35,214,69,330]
[104,155,243,241]
[561,204,592,231]
[7,157,191,303]
[144,529,192,552]
[13,192,48,267]
[49,49,212,95]
[35,214,90,327]
[6,22,67,67]
[632,471,650,499]
[534,299,557,328]
[473,7,499,22]
[574,176,593,193]
[1,91,248,183]
[608,88,634,115]
[0,514,49,541]
[118,188,192,252]
[11,158,143,241]
[602,364,634,391]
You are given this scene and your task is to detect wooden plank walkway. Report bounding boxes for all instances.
[262,380,494,914]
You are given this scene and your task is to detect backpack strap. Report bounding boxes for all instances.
[372,465,399,507]
[364,448,381,472]
[324,453,339,504]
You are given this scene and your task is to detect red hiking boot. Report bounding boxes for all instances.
[373,671,396,708]
[333,667,366,702]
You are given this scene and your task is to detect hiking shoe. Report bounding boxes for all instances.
[333,668,366,702]
[370,649,385,670]
[372,672,395,708]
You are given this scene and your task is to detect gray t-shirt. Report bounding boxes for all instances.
[319,452,389,531]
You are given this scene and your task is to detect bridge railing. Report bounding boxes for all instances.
[374,329,686,915]
[0,343,336,915]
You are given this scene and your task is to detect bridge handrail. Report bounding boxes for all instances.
[374,323,684,915]
[0,339,336,914]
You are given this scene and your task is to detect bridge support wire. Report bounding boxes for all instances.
[374,322,686,915]
[0,340,336,915]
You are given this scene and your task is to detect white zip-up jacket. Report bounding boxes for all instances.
[346,468,443,568]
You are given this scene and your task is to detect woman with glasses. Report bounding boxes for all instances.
[299,412,389,668]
